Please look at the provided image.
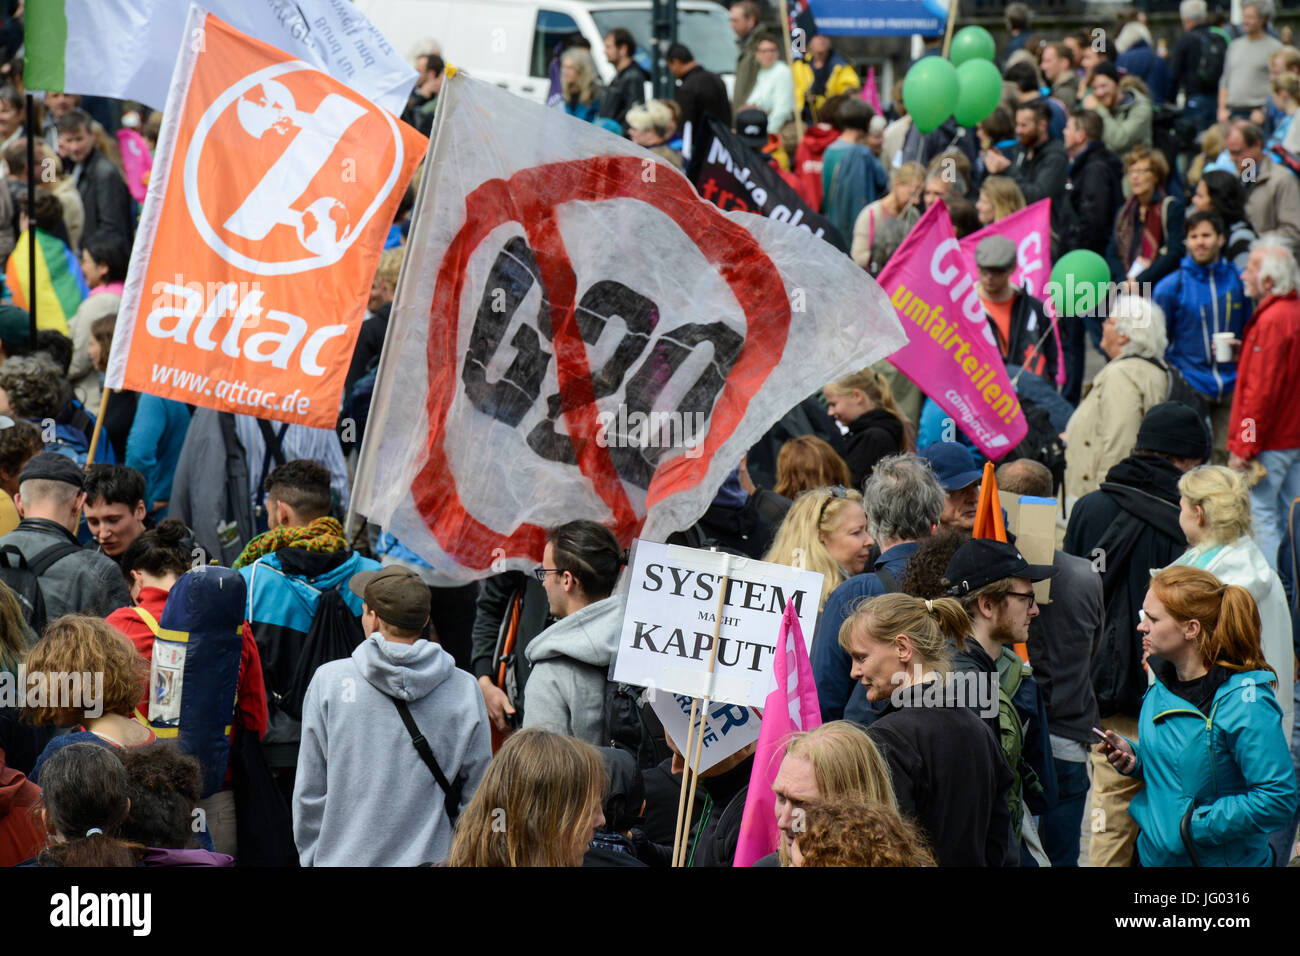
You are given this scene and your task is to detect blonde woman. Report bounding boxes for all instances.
[851,161,924,269]
[823,368,909,489]
[1269,72,1300,152]
[975,175,1026,225]
[560,48,603,123]
[764,486,872,610]
[770,720,897,864]
[839,592,1013,865]
[447,728,605,867]
[1172,465,1294,737]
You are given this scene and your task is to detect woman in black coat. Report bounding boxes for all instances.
[823,368,908,491]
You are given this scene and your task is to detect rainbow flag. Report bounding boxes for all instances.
[5,229,89,336]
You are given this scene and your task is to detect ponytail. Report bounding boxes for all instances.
[35,743,141,868]
[1214,584,1274,676]
[839,592,968,668]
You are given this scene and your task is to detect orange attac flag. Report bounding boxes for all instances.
[971,460,1006,542]
[972,460,1031,660]
[105,9,426,428]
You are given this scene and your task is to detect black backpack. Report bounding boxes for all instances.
[278,588,366,720]
[1194,29,1229,91]
[1127,355,1214,448]
[1005,398,1067,494]
[596,671,669,771]
[0,541,84,635]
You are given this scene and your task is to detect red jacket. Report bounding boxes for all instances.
[0,750,45,866]
[793,123,841,210]
[107,587,269,738]
[1228,292,1300,459]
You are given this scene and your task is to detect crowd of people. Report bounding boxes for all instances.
[0,1,1297,870]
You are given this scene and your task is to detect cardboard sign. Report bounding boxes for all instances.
[1003,493,1057,605]
[611,540,823,708]
[650,693,761,774]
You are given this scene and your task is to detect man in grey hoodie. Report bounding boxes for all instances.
[525,520,626,747]
[292,566,491,866]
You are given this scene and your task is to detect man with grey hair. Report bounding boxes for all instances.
[811,453,946,723]
[0,452,130,619]
[1064,294,1171,504]
[996,458,1102,867]
[1170,0,1224,129]
[1228,235,1300,573]
[1225,120,1300,258]
[1219,0,1282,124]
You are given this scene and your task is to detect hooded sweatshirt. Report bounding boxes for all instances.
[293,633,492,867]
[524,594,625,746]
[1171,536,1295,737]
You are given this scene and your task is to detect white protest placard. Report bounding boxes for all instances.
[612,540,823,708]
[650,694,761,774]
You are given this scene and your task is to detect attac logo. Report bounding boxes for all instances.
[183,65,407,275]
[105,12,424,428]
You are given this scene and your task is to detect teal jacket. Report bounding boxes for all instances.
[1127,664,1298,867]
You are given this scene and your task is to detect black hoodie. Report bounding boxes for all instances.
[1064,455,1189,718]
[843,408,905,490]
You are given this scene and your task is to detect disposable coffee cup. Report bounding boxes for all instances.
[1213,333,1235,363]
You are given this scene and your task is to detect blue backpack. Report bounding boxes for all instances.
[134,565,245,798]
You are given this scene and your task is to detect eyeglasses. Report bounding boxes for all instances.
[1005,590,1037,607]
[533,568,562,582]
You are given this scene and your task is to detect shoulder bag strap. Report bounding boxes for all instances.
[389,696,461,824]
[28,540,86,576]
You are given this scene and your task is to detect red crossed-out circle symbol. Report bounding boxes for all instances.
[413,155,792,567]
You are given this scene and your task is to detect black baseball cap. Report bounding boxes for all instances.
[943,539,1057,596]
[735,108,768,148]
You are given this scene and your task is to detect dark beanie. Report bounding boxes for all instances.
[1092,61,1121,83]
[1136,402,1210,461]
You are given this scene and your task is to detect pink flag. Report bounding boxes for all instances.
[863,66,883,116]
[115,127,153,204]
[733,600,821,867]
[959,199,1065,386]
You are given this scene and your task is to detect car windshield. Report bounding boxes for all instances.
[591,8,736,76]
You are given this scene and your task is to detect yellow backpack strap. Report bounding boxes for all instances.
[133,605,188,643]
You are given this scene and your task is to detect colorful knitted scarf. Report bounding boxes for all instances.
[232,516,349,570]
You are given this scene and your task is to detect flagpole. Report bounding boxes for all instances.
[85,387,110,468]
[25,94,35,348]
[941,0,960,59]
[671,554,732,867]
[345,73,445,546]
[777,0,803,141]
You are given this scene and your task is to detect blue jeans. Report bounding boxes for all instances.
[1037,757,1089,867]
[1251,449,1300,574]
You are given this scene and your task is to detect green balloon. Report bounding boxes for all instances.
[903,57,958,134]
[1050,250,1112,318]
[953,59,1003,128]
[950,26,997,67]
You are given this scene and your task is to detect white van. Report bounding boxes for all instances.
[353,0,737,104]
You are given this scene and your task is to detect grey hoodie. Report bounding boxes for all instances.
[523,594,625,746]
[293,633,491,867]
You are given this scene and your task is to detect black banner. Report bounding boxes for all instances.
[687,116,846,252]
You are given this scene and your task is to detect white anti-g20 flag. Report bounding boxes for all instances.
[350,73,907,584]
